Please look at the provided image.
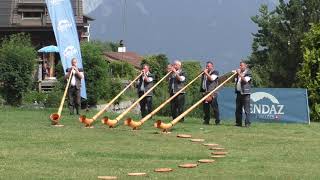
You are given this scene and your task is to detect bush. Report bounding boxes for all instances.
[23,91,47,105]
[0,33,37,106]
[22,81,63,108]
[0,95,5,107]
[45,86,63,108]
[107,78,123,104]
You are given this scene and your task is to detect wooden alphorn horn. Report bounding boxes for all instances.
[49,70,74,125]
[102,71,172,128]
[79,72,143,127]
[124,71,205,130]
[154,72,237,132]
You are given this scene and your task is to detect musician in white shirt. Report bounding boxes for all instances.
[65,58,84,115]
[169,60,187,122]
[234,61,252,127]
[200,61,220,125]
[136,64,154,118]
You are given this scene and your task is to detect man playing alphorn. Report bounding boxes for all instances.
[200,61,220,125]
[65,58,84,115]
[168,60,186,122]
[136,64,154,118]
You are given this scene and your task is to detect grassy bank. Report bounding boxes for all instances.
[0,107,320,179]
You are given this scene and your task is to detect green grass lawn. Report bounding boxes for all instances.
[1,107,320,179]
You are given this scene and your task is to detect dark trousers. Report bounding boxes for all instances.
[139,92,153,118]
[170,93,185,122]
[235,93,251,126]
[203,96,220,124]
[68,86,81,115]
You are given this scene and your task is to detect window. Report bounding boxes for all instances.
[22,12,42,19]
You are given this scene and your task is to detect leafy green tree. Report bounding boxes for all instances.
[89,40,119,52]
[297,24,320,121]
[141,54,170,116]
[249,0,320,87]
[107,61,136,79]
[0,33,36,106]
[249,67,264,88]
[141,56,204,118]
[107,78,123,105]
[182,61,202,118]
[90,40,120,52]
[81,41,109,106]
[142,54,169,81]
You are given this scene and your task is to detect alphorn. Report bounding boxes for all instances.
[49,70,74,125]
[124,71,205,130]
[102,71,172,128]
[154,72,237,132]
[79,72,143,127]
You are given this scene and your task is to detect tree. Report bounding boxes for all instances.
[90,40,119,52]
[141,56,203,118]
[0,33,36,106]
[182,61,202,117]
[297,24,320,121]
[81,41,109,106]
[81,41,133,106]
[107,61,136,79]
[142,54,169,81]
[141,54,170,116]
[249,0,320,87]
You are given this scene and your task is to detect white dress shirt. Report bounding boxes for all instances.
[236,71,251,92]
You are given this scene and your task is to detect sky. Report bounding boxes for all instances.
[84,0,277,73]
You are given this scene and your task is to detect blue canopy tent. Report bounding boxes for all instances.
[38,45,59,53]
[38,45,59,78]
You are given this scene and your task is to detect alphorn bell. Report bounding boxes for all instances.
[49,70,74,125]
[154,72,237,132]
[102,71,172,128]
[124,71,205,130]
[79,72,143,127]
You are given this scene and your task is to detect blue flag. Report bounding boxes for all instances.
[45,0,87,99]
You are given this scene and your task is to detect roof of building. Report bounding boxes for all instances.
[0,0,86,27]
[104,51,143,69]
[83,14,95,21]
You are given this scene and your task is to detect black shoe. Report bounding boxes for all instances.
[235,124,242,127]
[75,107,80,115]
[203,121,210,125]
[215,121,221,125]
